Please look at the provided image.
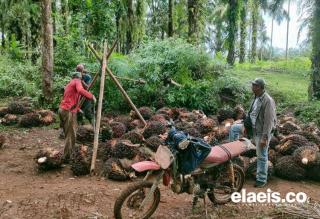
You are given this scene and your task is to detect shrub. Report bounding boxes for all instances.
[0,55,40,98]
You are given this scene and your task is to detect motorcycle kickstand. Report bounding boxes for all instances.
[203,190,209,218]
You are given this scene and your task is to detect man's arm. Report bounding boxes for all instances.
[75,79,93,99]
[262,98,276,140]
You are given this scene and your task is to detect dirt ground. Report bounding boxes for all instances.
[1,127,320,219]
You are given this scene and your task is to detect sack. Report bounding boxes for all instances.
[177,137,211,174]
[166,128,211,174]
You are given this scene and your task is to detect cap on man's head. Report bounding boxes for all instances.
[251,78,266,88]
[76,64,85,72]
[71,71,81,79]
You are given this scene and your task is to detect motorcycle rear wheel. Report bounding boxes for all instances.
[114,181,160,219]
[207,164,244,204]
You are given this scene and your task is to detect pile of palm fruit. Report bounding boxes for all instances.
[31,104,320,183]
[0,98,56,127]
[240,115,320,182]
[72,106,245,180]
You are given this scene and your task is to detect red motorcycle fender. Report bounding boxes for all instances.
[131,161,161,173]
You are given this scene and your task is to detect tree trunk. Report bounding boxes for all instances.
[239,1,247,63]
[41,0,54,103]
[126,0,134,53]
[310,0,320,99]
[251,1,258,63]
[136,0,145,44]
[61,0,69,35]
[270,17,274,60]
[227,0,239,66]
[285,0,290,60]
[168,0,174,37]
[215,19,223,53]
[188,0,198,43]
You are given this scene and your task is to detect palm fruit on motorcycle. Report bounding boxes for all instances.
[113,140,139,159]
[38,110,56,126]
[35,147,63,171]
[0,107,8,117]
[103,158,129,181]
[0,134,5,149]
[142,121,166,139]
[2,114,19,125]
[268,149,281,165]
[293,145,319,168]
[121,131,144,144]
[279,121,301,135]
[246,157,274,179]
[70,145,92,176]
[145,136,163,152]
[110,122,127,138]
[130,107,154,120]
[276,134,309,155]
[275,155,306,180]
[293,130,320,145]
[19,112,42,127]
[195,118,216,134]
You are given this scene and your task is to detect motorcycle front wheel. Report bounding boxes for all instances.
[207,164,245,204]
[114,181,161,219]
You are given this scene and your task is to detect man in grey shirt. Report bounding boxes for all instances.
[229,78,276,188]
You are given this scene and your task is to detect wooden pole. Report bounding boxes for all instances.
[106,66,147,126]
[77,40,118,108]
[90,42,108,174]
[87,43,147,127]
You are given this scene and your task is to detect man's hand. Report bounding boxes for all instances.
[260,138,267,147]
[92,95,97,103]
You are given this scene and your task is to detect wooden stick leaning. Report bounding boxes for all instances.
[87,43,147,127]
[78,40,118,109]
[90,42,108,174]
[106,66,147,126]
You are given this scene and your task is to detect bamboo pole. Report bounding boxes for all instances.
[87,43,147,127]
[90,42,108,174]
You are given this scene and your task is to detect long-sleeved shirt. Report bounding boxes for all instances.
[248,92,277,139]
[60,78,93,113]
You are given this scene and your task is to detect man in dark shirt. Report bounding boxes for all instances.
[76,64,94,126]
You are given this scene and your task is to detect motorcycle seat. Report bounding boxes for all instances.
[203,140,248,164]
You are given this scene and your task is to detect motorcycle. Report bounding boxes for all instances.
[113,126,255,219]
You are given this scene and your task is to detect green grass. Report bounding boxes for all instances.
[230,57,320,126]
[230,57,311,110]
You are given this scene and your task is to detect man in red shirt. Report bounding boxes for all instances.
[59,72,96,162]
